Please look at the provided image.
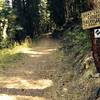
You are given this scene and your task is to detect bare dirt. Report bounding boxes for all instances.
[0,38,62,100]
[0,38,100,100]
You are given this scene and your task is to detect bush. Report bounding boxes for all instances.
[62,25,91,54]
[52,29,63,39]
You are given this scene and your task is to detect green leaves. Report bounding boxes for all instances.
[47,0,66,27]
[63,27,91,54]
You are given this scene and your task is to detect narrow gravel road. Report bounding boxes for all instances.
[0,38,61,100]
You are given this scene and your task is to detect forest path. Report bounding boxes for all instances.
[0,38,61,100]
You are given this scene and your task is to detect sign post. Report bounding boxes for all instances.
[81,1,100,73]
[92,28,100,73]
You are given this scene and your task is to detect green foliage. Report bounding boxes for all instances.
[47,0,89,29]
[0,49,23,67]
[0,0,22,48]
[47,0,66,28]
[0,38,10,48]
[79,0,89,12]
[39,0,51,33]
[13,0,41,37]
[0,0,91,52]
[63,26,91,54]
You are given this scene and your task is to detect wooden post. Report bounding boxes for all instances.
[91,0,100,73]
[91,29,100,73]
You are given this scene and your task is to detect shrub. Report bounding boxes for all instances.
[62,25,91,54]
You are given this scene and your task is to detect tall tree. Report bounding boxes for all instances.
[12,0,41,38]
[47,0,66,28]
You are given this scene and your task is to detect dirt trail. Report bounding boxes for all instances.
[0,38,61,100]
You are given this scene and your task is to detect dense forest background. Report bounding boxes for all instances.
[0,1,100,100]
[0,0,91,49]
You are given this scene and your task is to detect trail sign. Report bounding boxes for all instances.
[94,29,100,38]
[93,0,100,9]
[81,9,100,29]
[81,1,100,73]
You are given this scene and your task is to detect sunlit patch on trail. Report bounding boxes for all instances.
[22,48,57,54]
[0,38,59,99]
[20,79,53,89]
[0,94,47,100]
[0,94,16,100]
[21,48,57,58]
[43,49,57,52]
[0,77,53,90]
[29,54,42,57]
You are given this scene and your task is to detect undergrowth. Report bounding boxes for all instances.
[0,45,25,69]
[62,26,91,55]
[59,26,100,100]
[0,36,35,69]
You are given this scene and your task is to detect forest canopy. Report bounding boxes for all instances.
[0,0,90,48]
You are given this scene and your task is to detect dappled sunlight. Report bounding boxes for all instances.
[29,54,42,57]
[23,50,49,55]
[0,38,59,99]
[0,94,47,100]
[0,78,52,99]
[19,79,53,89]
[22,48,57,54]
[43,49,57,52]
[0,94,16,100]
[5,38,58,59]
[0,77,53,90]
[21,48,57,58]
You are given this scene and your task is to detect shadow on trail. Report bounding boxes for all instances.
[0,38,59,99]
[0,87,51,96]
